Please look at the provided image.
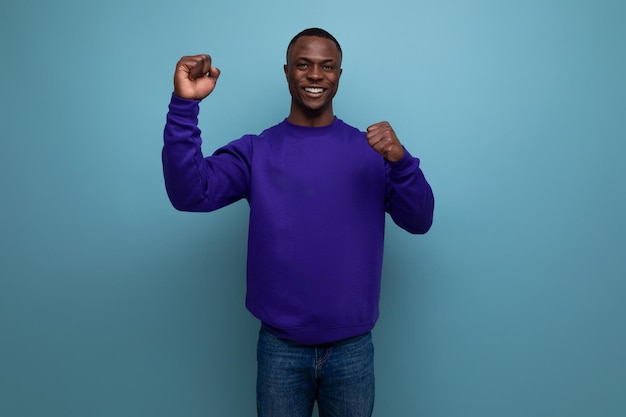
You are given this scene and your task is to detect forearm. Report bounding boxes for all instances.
[162,95,215,211]
[385,148,435,234]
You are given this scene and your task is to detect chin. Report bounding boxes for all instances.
[303,100,330,112]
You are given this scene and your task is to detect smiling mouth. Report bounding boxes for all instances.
[304,87,325,94]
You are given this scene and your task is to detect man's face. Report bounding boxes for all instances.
[284,36,342,119]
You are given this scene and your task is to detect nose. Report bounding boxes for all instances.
[307,65,323,80]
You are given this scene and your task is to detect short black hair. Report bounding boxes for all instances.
[286,28,342,64]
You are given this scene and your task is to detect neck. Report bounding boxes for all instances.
[287,104,335,127]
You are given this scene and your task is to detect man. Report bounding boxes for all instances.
[162,28,434,417]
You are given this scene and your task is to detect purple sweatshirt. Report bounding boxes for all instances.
[163,95,434,345]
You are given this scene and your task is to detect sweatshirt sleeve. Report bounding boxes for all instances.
[384,147,435,234]
[162,94,252,212]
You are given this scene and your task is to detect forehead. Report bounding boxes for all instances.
[288,36,341,62]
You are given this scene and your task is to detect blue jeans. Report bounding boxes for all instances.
[256,326,375,417]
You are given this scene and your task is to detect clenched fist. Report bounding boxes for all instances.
[366,121,405,162]
[173,54,221,100]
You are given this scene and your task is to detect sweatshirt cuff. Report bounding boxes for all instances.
[386,146,420,170]
[168,93,201,117]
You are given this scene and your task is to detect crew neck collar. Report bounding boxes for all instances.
[283,117,340,136]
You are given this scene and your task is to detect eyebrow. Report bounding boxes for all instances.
[295,57,337,63]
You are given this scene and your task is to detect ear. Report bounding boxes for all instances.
[283,64,289,78]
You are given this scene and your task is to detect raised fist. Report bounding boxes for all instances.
[173,54,221,100]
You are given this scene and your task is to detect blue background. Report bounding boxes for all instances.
[1,0,625,416]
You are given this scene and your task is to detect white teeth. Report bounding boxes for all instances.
[305,88,324,93]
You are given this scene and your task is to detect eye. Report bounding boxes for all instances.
[296,63,309,69]
[323,65,335,71]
